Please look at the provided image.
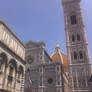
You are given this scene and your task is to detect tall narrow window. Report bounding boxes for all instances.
[70,15,77,25]
[74,52,77,60]
[9,67,13,76]
[0,57,3,71]
[79,51,83,59]
[72,35,75,42]
[0,62,2,70]
[77,34,80,41]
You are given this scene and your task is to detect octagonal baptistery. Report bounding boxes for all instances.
[0,20,26,92]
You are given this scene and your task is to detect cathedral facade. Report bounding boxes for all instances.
[24,41,70,92]
[0,20,25,92]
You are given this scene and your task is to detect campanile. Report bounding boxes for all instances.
[61,0,92,91]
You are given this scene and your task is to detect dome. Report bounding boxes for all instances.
[50,44,68,68]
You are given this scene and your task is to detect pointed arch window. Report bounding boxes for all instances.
[79,51,83,59]
[77,34,80,41]
[70,15,77,25]
[74,52,77,60]
[72,35,75,42]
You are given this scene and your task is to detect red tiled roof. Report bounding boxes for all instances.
[50,52,68,68]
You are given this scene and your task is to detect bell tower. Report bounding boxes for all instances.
[61,0,92,92]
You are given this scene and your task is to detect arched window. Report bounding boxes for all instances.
[9,59,17,76]
[74,52,77,60]
[0,60,3,70]
[9,66,13,76]
[8,66,13,85]
[79,51,83,59]
[72,35,75,42]
[0,53,7,73]
[8,59,17,85]
[18,66,24,92]
[77,34,80,41]
[70,15,77,25]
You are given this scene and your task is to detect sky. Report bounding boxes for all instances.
[0,0,92,59]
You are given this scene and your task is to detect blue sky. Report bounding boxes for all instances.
[0,0,92,59]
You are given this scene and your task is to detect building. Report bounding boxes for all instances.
[0,0,92,92]
[51,44,68,72]
[62,0,92,91]
[0,20,25,92]
[24,41,69,92]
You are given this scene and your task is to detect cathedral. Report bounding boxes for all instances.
[0,0,92,92]
[24,0,92,92]
[24,41,70,92]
